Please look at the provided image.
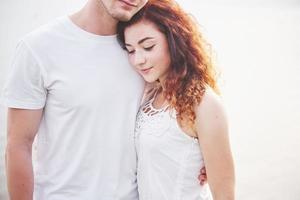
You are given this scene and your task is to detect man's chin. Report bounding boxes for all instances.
[111,11,134,22]
[114,15,132,22]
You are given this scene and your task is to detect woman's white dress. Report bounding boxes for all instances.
[135,89,212,200]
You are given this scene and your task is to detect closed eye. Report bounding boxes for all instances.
[127,49,135,54]
[144,45,155,51]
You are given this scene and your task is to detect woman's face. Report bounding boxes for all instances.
[124,20,171,83]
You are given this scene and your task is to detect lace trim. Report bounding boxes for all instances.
[143,88,169,115]
[135,88,172,138]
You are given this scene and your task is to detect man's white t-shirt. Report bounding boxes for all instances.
[2,16,144,200]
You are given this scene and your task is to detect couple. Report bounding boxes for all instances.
[3,0,235,199]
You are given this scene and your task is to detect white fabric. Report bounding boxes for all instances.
[1,16,144,200]
[135,89,212,200]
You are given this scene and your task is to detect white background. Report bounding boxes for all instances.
[1,0,300,199]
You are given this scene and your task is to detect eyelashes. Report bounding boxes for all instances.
[127,50,135,54]
[144,45,155,51]
[127,45,156,54]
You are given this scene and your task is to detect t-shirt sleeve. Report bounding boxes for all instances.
[1,40,47,109]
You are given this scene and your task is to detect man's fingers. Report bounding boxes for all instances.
[200,180,206,185]
[198,167,207,186]
[198,174,207,179]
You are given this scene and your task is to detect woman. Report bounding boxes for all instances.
[117,0,235,199]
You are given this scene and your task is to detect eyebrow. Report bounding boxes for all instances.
[125,37,155,47]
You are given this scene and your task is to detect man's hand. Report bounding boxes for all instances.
[198,166,207,185]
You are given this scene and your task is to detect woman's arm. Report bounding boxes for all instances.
[195,89,235,200]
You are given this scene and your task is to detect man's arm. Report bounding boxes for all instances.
[6,108,43,200]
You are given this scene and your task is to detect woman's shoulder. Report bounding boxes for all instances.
[199,87,223,111]
[195,87,228,136]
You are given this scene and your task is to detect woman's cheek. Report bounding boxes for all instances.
[128,54,136,68]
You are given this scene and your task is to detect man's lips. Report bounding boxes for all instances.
[119,0,137,7]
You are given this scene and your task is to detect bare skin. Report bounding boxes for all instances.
[125,20,234,199]
[152,87,234,199]
[6,1,207,199]
[6,108,43,200]
[5,0,148,199]
[70,0,118,36]
[195,89,235,200]
[5,5,110,198]
[143,83,208,186]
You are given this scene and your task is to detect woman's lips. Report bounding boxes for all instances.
[119,0,137,7]
[140,67,153,74]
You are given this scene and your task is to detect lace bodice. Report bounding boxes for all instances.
[134,88,212,200]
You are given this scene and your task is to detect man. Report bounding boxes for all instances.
[3,0,206,199]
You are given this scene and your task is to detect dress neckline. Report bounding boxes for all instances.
[149,88,169,111]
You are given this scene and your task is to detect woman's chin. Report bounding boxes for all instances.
[142,76,158,84]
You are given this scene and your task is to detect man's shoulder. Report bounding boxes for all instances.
[22,16,68,48]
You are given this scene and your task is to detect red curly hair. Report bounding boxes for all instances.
[117,0,219,127]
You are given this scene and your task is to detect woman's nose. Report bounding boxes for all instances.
[134,51,146,66]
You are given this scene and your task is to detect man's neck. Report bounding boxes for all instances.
[70,0,118,36]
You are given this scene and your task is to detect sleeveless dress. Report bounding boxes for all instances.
[135,89,213,200]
